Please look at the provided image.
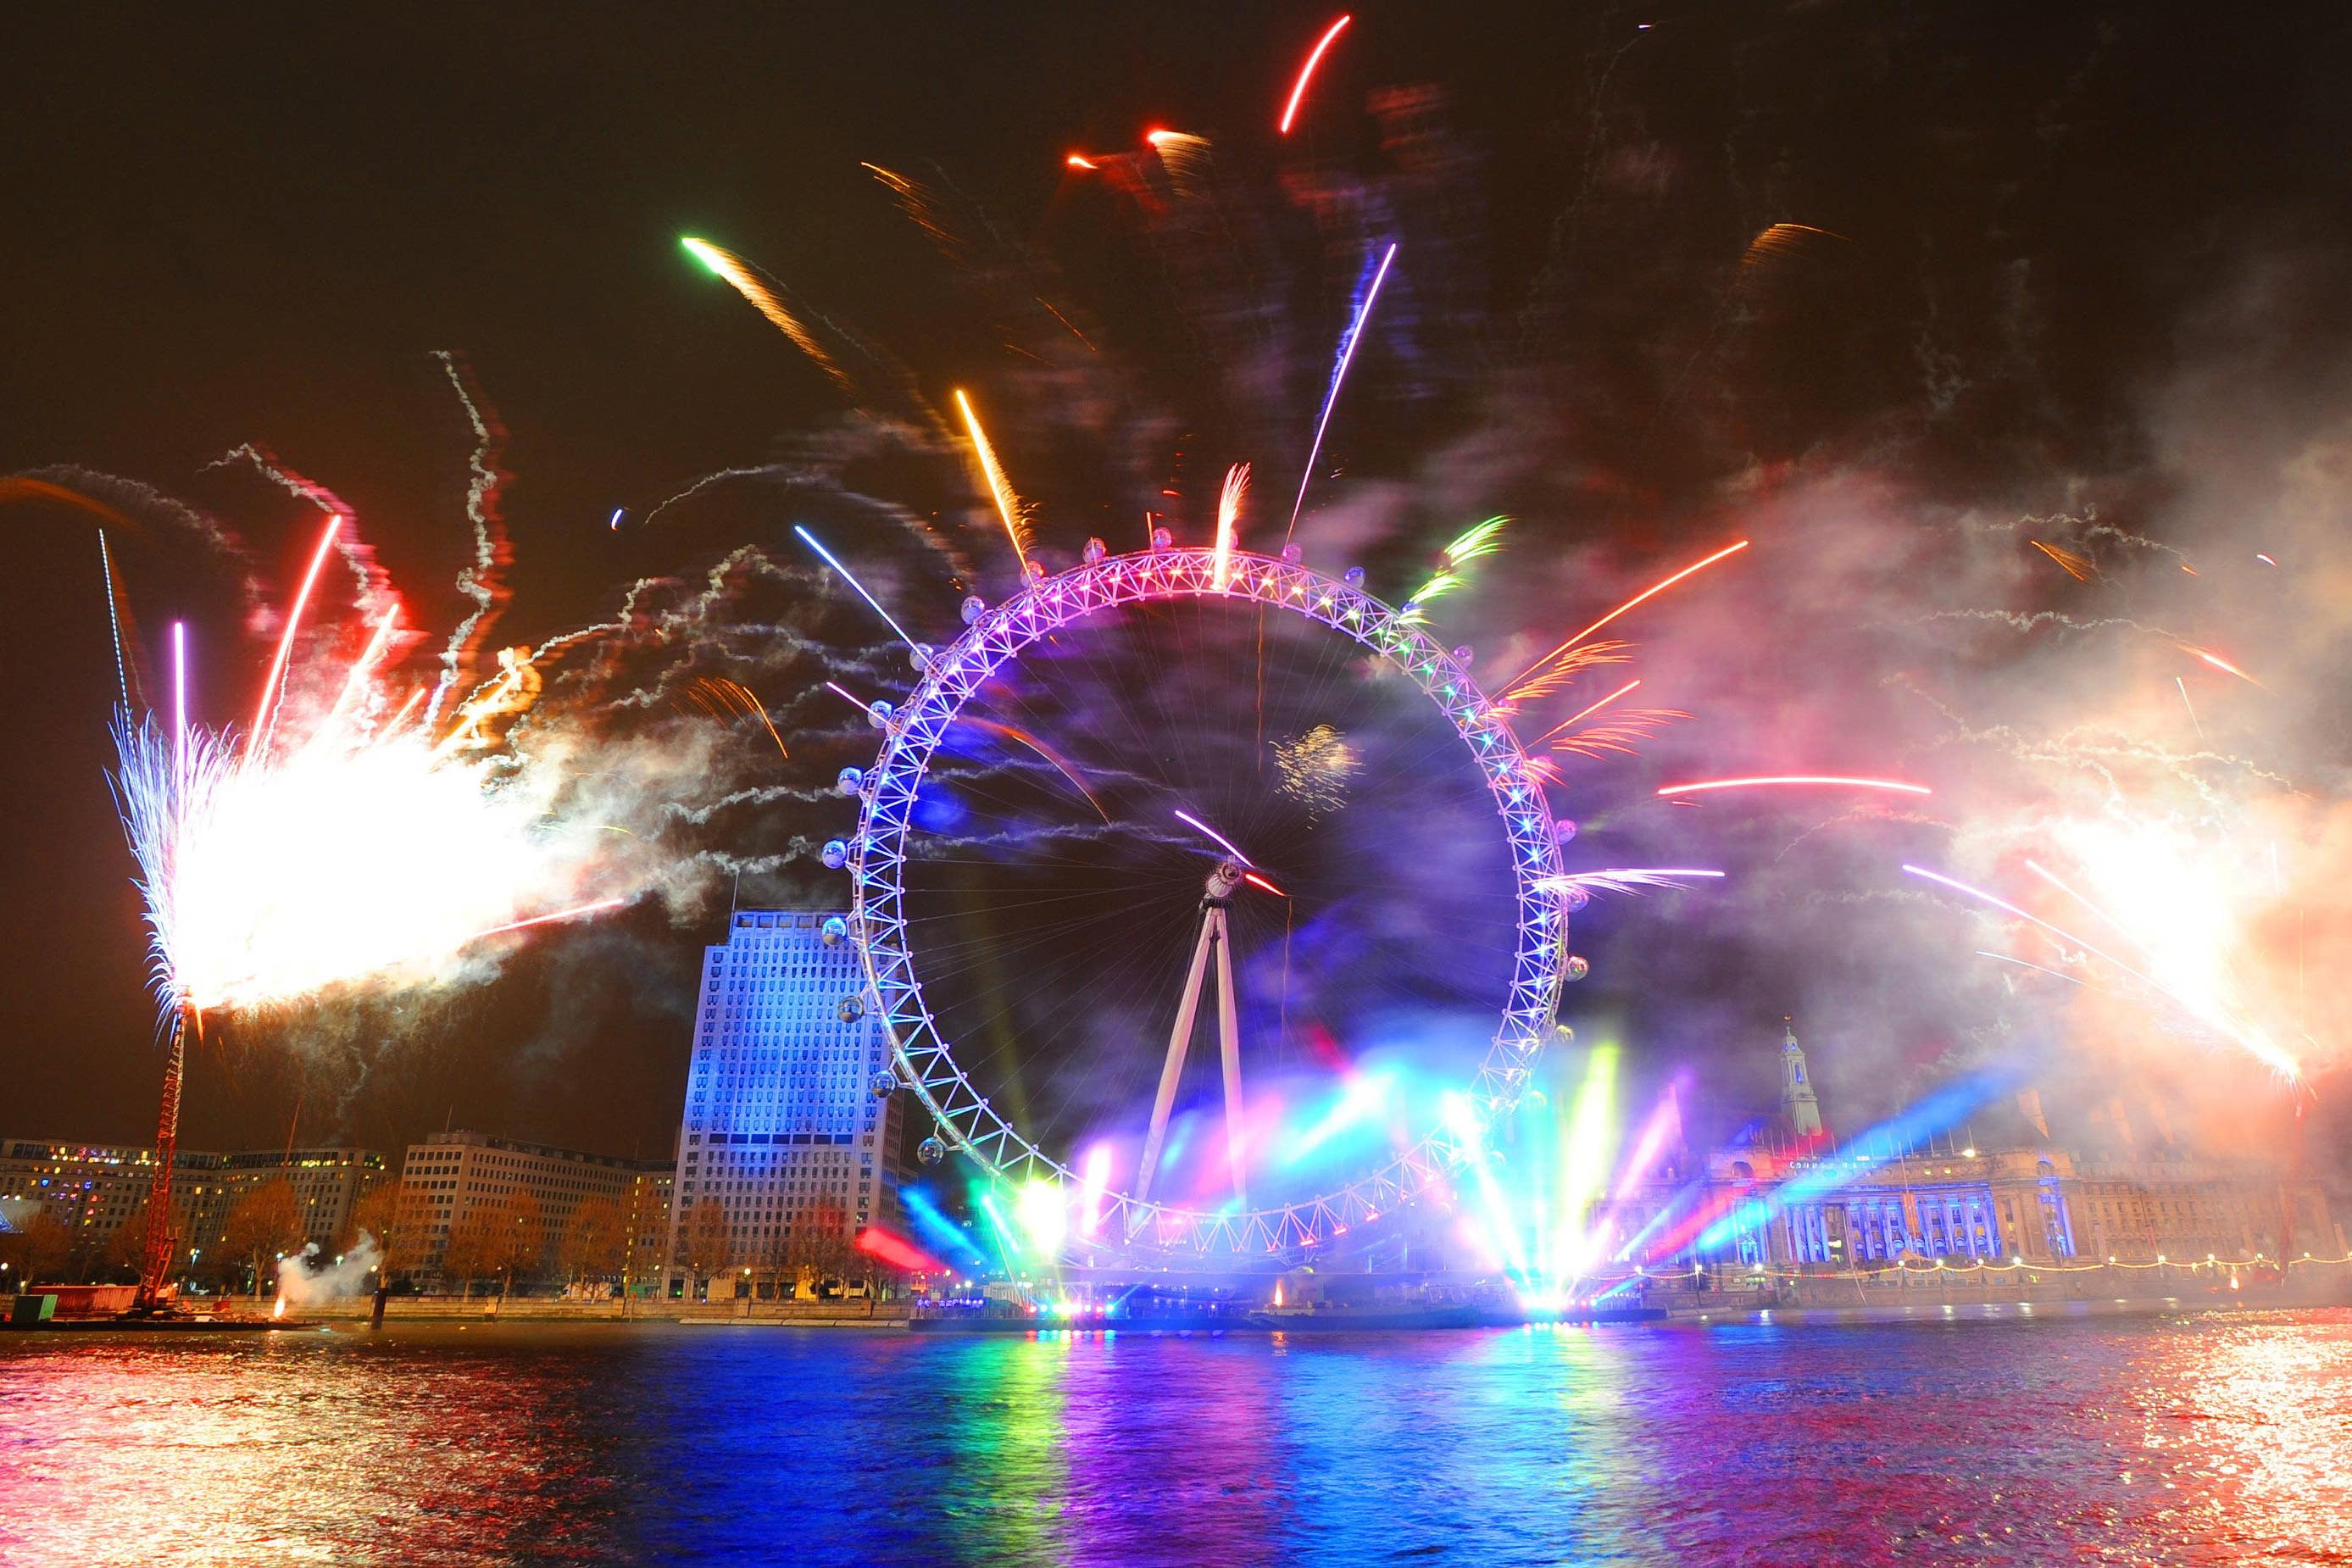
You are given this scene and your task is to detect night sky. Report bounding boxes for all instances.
[6,3,2349,1175]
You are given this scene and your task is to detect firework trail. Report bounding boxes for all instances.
[1902,863,2300,1080]
[1500,539,1749,703]
[792,525,921,650]
[1657,776,1932,799]
[1287,241,1398,541]
[1279,15,1353,134]
[2029,537,2095,582]
[1400,516,1508,624]
[681,236,855,393]
[1212,462,1249,590]
[954,387,1036,577]
[1537,869,1726,896]
[427,352,510,723]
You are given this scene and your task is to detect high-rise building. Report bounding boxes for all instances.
[393,1131,659,1283]
[665,909,909,1294]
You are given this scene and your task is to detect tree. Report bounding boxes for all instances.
[790,1198,854,1296]
[343,1183,406,1281]
[487,1189,545,1304]
[103,1204,160,1283]
[441,1209,499,1298]
[1,1213,75,1287]
[681,1197,731,1298]
[220,1181,303,1300]
[556,1195,627,1291]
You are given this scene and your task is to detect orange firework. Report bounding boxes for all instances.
[2177,642,2264,688]
[1495,640,1632,710]
[684,677,791,762]
[681,236,854,394]
[954,388,1036,577]
[1213,463,1250,590]
[2029,538,2095,581]
[1500,541,1749,703]
[1740,221,1849,266]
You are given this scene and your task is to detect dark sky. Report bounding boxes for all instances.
[5,3,2349,1170]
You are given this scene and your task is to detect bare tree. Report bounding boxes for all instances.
[344,1184,406,1277]
[487,1189,545,1304]
[557,1195,627,1293]
[1,1213,75,1287]
[220,1181,303,1300]
[441,1209,498,1298]
[681,1197,731,1299]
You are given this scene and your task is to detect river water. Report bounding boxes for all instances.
[3,1305,2349,1565]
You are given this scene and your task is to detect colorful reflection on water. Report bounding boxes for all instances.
[3,1308,2349,1565]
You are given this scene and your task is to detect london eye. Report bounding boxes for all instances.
[830,540,1574,1261]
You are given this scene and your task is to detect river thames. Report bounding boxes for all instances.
[3,1306,2348,1565]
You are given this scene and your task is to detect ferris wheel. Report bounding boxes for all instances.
[828,541,1573,1259]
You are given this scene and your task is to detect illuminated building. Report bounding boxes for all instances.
[0,1137,387,1275]
[664,909,909,1296]
[393,1130,661,1283]
[623,1165,674,1296]
[1627,1027,2344,1273]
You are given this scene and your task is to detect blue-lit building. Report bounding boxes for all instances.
[664,910,909,1295]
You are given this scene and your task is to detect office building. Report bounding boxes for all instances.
[393,1130,658,1282]
[665,909,909,1293]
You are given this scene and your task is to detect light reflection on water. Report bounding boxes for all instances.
[2,1309,2348,1565]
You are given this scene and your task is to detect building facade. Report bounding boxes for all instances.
[1622,1028,2345,1275]
[393,1130,659,1284]
[0,1137,387,1279]
[665,909,910,1294]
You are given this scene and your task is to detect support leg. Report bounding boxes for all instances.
[1135,912,1218,1203]
[1213,908,1246,1208]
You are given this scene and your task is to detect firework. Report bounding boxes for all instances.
[680,236,854,393]
[1400,516,1509,623]
[792,525,920,650]
[1212,462,1249,590]
[2029,537,2096,581]
[1287,242,1398,540]
[1172,809,1254,865]
[1902,863,2301,1080]
[684,677,792,763]
[1499,539,1749,703]
[2177,641,2263,687]
[953,387,1035,578]
[1739,221,1848,266]
[1274,722,1359,815]
[1537,869,1726,896]
[1658,776,1931,798]
[1279,15,1354,134]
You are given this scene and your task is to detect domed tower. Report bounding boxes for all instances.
[1779,1018,1823,1140]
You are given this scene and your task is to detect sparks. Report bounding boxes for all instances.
[248,513,344,757]
[1902,864,2301,1080]
[1212,463,1249,590]
[1531,678,1641,745]
[792,525,920,650]
[1657,776,1930,798]
[680,236,854,393]
[1287,242,1398,541]
[953,388,1035,578]
[1173,809,1254,866]
[1537,869,1726,896]
[1279,14,1354,134]
[1501,540,1749,700]
[2178,642,2263,688]
[1402,516,1509,620]
[463,897,629,944]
